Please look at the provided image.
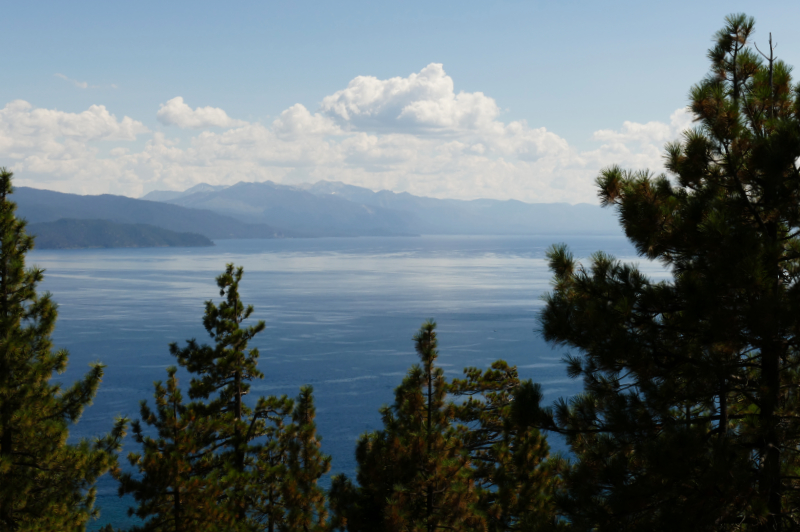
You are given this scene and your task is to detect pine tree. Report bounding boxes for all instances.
[525,14,800,531]
[116,367,230,532]
[169,264,270,526]
[330,321,483,532]
[250,395,293,532]
[281,386,331,532]
[165,263,331,531]
[450,361,562,532]
[0,168,127,531]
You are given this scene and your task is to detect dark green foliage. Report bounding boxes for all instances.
[528,14,800,531]
[330,321,485,531]
[249,395,293,532]
[280,386,331,531]
[122,263,331,531]
[0,168,127,531]
[450,361,563,531]
[115,368,229,532]
[383,320,483,531]
[171,264,266,423]
[28,219,213,249]
[170,263,271,524]
[249,388,331,532]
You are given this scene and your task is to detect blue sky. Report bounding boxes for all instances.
[1,1,797,203]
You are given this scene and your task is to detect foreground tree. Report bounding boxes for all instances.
[329,321,484,532]
[280,386,331,532]
[120,263,331,530]
[169,264,274,526]
[249,395,293,532]
[0,168,126,531]
[450,361,562,531]
[116,368,229,532]
[526,14,800,531]
[249,388,330,532]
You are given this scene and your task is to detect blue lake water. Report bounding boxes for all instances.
[29,235,664,529]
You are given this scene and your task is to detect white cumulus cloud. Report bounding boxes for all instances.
[156,97,247,129]
[272,104,342,138]
[319,63,500,132]
[0,100,149,194]
[3,65,697,202]
[0,100,148,145]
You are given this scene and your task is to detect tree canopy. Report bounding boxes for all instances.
[526,13,800,532]
[0,168,126,531]
[121,264,330,531]
[330,321,561,531]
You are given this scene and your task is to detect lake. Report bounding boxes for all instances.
[30,235,663,529]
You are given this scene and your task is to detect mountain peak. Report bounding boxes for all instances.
[141,182,228,202]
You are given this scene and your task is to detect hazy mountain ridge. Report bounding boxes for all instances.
[15,187,291,240]
[145,180,622,236]
[141,183,229,202]
[29,219,214,249]
[148,181,419,237]
[11,181,622,246]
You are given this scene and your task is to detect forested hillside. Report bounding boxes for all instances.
[28,219,213,249]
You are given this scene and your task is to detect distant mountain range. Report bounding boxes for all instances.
[12,180,621,249]
[141,180,622,237]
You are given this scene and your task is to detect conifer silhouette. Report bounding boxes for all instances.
[450,361,562,531]
[121,263,331,531]
[0,168,126,531]
[330,321,484,531]
[526,14,800,531]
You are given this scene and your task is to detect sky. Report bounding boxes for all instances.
[2,1,798,204]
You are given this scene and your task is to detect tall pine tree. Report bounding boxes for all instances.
[330,321,483,532]
[170,264,270,526]
[525,14,800,531]
[249,395,293,532]
[248,389,331,532]
[161,263,331,531]
[0,168,126,531]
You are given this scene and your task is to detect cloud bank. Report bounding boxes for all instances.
[7,64,692,202]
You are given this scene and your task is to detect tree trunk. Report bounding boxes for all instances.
[759,220,783,532]
[0,212,13,532]
[426,366,433,532]
[760,341,782,532]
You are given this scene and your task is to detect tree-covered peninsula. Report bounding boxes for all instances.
[28,218,213,249]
